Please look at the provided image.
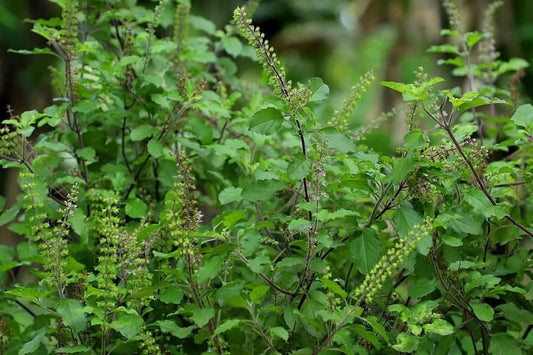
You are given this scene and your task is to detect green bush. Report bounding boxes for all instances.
[1,0,532,354]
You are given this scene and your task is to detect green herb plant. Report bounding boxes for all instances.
[0,0,532,354]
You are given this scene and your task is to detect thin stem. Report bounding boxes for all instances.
[444,126,533,238]
[236,251,296,296]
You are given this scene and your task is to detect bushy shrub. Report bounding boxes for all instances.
[1,0,532,353]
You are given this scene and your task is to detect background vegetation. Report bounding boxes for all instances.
[0,0,532,354]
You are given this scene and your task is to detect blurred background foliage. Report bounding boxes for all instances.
[1,0,532,243]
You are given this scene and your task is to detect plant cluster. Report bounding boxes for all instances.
[0,0,532,354]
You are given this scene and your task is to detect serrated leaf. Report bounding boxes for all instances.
[464,188,493,218]
[192,306,214,327]
[489,333,522,355]
[449,213,483,235]
[511,104,533,131]
[350,229,381,274]
[288,218,312,232]
[218,187,243,205]
[471,302,494,322]
[214,319,240,336]
[250,285,270,303]
[125,198,147,218]
[57,299,87,333]
[308,77,329,102]
[19,328,46,355]
[393,203,423,238]
[315,208,357,222]
[466,31,485,49]
[147,138,164,158]
[241,180,287,201]
[249,107,284,135]
[392,333,419,353]
[157,287,184,304]
[156,320,194,339]
[496,57,529,77]
[55,346,92,353]
[196,257,224,284]
[0,203,20,226]
[189,15,216,34]
[271,326,289,341]
[409,278,437,299]
[427,44,460,55]
[391,151,415,183]
[321,279,347,298]
[497,303,533,324]
[321,127,356,153]
[110,313,143,339]
[76,147,95,160]
[221,36,242,57]
[287,153,311,180]
[247,255,270,273]
[130,124,154,141]
[423,319,455,335]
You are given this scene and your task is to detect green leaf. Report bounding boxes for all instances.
[57,299,87,333]
[287,153,311,180]
[110,313,143,339]
[76,147,95,161]
[221,36,242,57]
[70,209,88,241]
[464,188,494,218]
[241,180,287,201]
[448,213,483,235]
[214,319,240,336]
[6,286,50,301]
[497,303,533,324]
[0,202,20,226]
[156,320,194,339]
[130,124,154,141]
[192,306,215,327]
[19,328,46,355]
[249,285,270,303]
[466,31,485,49]
[0,261,19,272]
[321,279,347,298]
[496,57,529,77]
[423,319,454,336]
[288,218,312,232]
[391,151,415,183]
[409,278,437,299]
[308,77,329,102]
[147,138,165,158]
[321,128,356,153]
[393,203,423,238]
[249,107,284,135]
[427,44,460,55]
[392,333,419,353]
[350,229,381,274]
[470,302,494,322]
[189,15,216,34]
[157,286,184,305]
[271,326,289,341]
[489,333,522,355]
[17,243,39,262]
[196,257,224,284]
[511,104,533,131]
[219,187,243,205]
[0,196,4,210]
[247,255,270,273]
[125,198,148,218]
[54,346,92,353]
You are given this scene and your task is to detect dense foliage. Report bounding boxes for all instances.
[1,0,532,354]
